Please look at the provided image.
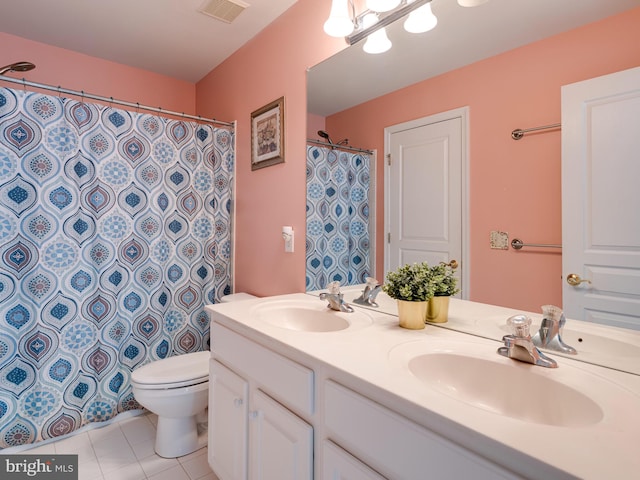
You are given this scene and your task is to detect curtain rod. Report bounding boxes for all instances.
[307,138,374,155]
[0,75,234,129]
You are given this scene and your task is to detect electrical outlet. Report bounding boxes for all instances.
[490,230,509,250]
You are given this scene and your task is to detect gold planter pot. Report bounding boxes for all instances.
[397,300,427,330]
[426,296,450,323]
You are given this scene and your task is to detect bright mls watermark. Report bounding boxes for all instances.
[1,455,78,479]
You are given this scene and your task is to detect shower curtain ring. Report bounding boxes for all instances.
[57,86,62,98]
[22,78,26,91]
[136,102,140,113]
[109,96,114,109]
[81,90,85,104]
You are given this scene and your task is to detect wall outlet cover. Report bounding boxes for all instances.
[490,231,509,250]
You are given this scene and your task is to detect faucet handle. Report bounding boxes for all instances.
[507,314,532,338]
[327,281,341,294]
[364,277,378,287]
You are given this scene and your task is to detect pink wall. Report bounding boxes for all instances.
[197,3,640,310]
[196,1,346,296]
[307,113,326,140]
[0,32,195,114]
[325,7,640,311]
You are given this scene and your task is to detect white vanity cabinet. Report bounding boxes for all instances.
[323,380,520,480]
[322,440,387,480]
[209,360,248,480]
[209,323,313,480]
[249,389,313,480]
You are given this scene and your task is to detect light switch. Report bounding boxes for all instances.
[282,226,294,253]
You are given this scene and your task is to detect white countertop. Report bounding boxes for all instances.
[207,293,640,480]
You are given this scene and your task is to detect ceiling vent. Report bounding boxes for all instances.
[199,0,249,24]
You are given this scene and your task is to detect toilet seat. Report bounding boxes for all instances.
[132,351,209,389]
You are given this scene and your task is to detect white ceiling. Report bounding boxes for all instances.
[0,0,637,116]
[0,0,299,83]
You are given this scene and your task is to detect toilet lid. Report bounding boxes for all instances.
[131,351,209,386]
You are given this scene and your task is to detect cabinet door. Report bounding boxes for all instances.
[249,389,313,480]
[209,360,249,480]
[322,440,387,480]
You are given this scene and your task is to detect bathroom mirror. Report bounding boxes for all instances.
[306,0,640,376]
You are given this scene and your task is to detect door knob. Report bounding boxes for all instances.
[567,273,591,286]
[440,259,459,269]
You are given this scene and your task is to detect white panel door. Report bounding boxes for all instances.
[562,66,640,329]
[386,111,465,292]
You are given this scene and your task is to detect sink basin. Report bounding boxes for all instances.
[408,352,603,427]
[388,340,611,427]
[252,299,373,332]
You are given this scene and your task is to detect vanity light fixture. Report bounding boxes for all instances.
[366,0,401,12]
[362,13,392,54]
[325,0,488,52]
[323,0,356,37]
[404,1,437,34]
[457,0,489,6]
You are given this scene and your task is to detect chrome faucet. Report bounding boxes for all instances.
[319,281,354,313]
[353,277,382,307]
[498,314,558,368]
[532,305,577,355]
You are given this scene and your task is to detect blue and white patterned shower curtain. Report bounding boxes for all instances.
[0,87,233,448]
[306,145,370,291]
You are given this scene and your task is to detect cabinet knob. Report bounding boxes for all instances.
[233,398,243,407]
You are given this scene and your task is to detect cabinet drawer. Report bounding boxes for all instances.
[212,323,314,416]
[324,380,519,480]
[322,440,387,480]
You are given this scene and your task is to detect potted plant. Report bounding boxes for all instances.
[382,262,435,329]
[426,261,459,323]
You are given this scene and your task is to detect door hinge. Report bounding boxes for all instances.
[387,232,391,243]
[386,153,391,166]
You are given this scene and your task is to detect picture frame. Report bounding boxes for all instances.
[251,96,285,170]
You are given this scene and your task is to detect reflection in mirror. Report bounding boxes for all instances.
[307,285,640,377]
[305,138,376,291]
[307,0,640,374]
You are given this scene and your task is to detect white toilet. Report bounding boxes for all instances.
[131,351,210,458]
[131,293,257,458]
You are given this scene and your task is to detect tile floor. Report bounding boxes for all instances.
[24,413,218,480]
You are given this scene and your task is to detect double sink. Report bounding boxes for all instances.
[248,295,639,430]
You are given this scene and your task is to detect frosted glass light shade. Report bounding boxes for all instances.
[457,0,489,6]
[404,4,437,33]
[366,0,401,13]
[362,13,391,54]
[324,0,354,37]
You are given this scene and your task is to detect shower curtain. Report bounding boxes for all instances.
[0,87,233,448]
[306,145,370,291]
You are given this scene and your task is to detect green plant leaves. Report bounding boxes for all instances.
[382,262,459,301]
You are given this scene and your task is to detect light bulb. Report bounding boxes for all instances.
[457,0,489,7]
[324,0,354,37]
[362,13,392,54]
[366,0,401,13]
[404,3,437,33]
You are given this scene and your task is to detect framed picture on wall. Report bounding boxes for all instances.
[251,96,285,170]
